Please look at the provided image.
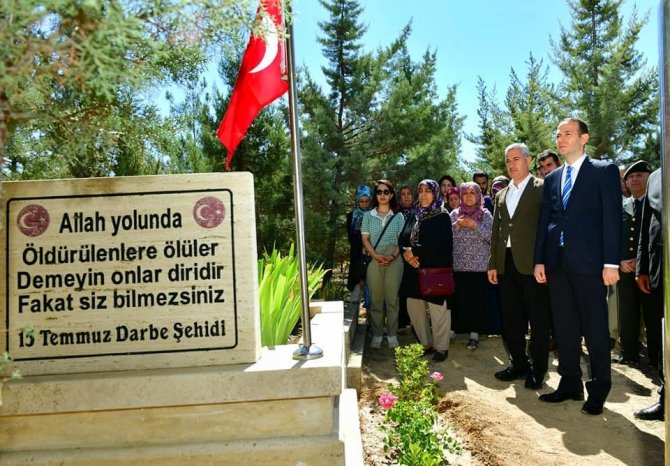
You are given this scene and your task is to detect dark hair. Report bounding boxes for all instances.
[560,117,589,135]
[373,179,400,212]
[537,149,560,165]
[438,175,457,187]
[472,171,489,182]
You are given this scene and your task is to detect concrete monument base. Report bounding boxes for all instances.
[0,302,362,465]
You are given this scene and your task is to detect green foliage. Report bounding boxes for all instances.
[505,54,557,157]
[300,0,463,271]
[379,343,462,465]
[391,344,440,403]
[382,399,445,466]
[551,0,659,163]
[468,77,513,176]
[1,0,258,177]
[258,245,328,346]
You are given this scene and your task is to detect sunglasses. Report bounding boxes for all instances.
[376,189,391,196]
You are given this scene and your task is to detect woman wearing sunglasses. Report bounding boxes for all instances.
[361,180,405,349]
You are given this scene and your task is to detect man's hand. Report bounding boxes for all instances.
[487,269,498,285]
[534,264,546,283]
[620,259,636,273]
[602,267,620,286]
[636,274,651,294]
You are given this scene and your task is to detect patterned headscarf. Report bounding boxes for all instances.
[491,180,507,196]
[446,186,460,211]
[454,181,485,224]
[351,185,372,231]
[410,179,446,245]
[447,186,460,197]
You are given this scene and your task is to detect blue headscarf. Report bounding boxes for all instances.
[351,185,372,231]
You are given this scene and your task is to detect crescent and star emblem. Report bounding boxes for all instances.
[193,197,226,229]
[249,15,280,74]
[16,204,50,237]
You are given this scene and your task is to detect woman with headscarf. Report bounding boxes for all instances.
[397,184,415,218]
[399,179,454,361]
[346,185,372,314]
[396,184,415,331]
[450,182,493,351]
[446,186,460,212]
[361,180,405,349]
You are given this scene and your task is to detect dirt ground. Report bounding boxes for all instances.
[358,329,666,465]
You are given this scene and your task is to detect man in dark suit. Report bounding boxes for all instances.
[613,160,651,366]
[534,118,622,415]
[489,143,550,389]
[634,168,664,420]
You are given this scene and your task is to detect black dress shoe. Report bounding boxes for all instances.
[581,399,604,415]
[524,373,545,390]
[432,350,448,362]
[539,389,584,403]
[634,402,664,421]
[612,354,639,365]
[494,366,529,381]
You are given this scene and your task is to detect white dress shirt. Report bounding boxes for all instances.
[505,173,532,247]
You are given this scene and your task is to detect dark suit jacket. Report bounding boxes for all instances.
[489,176,544,275]
[637,169,663,290]
[534,156,622,274]
[398,211,453,304]
[621,196,643,261]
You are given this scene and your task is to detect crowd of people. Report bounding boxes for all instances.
[345,117,665,420]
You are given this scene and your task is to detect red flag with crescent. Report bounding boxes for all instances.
[217,0,288,170]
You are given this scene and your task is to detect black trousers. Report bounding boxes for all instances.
[617,271,649,362]
[499,249,551,375]
[643,284,664,369]
[547,255,612,401]
[454,271,488,334]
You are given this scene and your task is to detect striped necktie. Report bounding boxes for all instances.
[559,165,573,246]
[562,165,573,208]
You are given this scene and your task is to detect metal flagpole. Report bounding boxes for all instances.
[658,0,669,455]
[285,4,323,360]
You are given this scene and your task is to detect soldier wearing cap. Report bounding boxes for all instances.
[612,160,652,366]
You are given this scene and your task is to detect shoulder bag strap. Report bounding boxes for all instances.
[372,213,395,250]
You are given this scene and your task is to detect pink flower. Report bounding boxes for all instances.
[430,371,444,382]
[378,392,398,410]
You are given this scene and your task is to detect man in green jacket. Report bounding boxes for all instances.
[488,143,550,389]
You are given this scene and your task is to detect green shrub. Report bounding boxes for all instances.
[258,244,327,346]
[379,343,462,464]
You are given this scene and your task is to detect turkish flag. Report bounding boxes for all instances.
[217,0,288,170]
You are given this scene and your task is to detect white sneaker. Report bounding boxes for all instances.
[387,336,400,349]
[370,336,383,349]
[449,330,456,339]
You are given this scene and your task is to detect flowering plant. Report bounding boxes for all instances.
[378,343,461,464]
[379,392,398,410]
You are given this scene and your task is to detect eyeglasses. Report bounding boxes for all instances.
[376,189,391,196]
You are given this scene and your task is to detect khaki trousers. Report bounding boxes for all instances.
[366,244,403,337]
[407,297,451,352]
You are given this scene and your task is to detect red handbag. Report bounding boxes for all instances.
[418,267,456,297]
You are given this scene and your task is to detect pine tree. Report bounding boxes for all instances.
[1,0,259,177]
[467,77,513,176]
[300,0,463,270]
[551,0,659,162]
[505,54,557,157]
